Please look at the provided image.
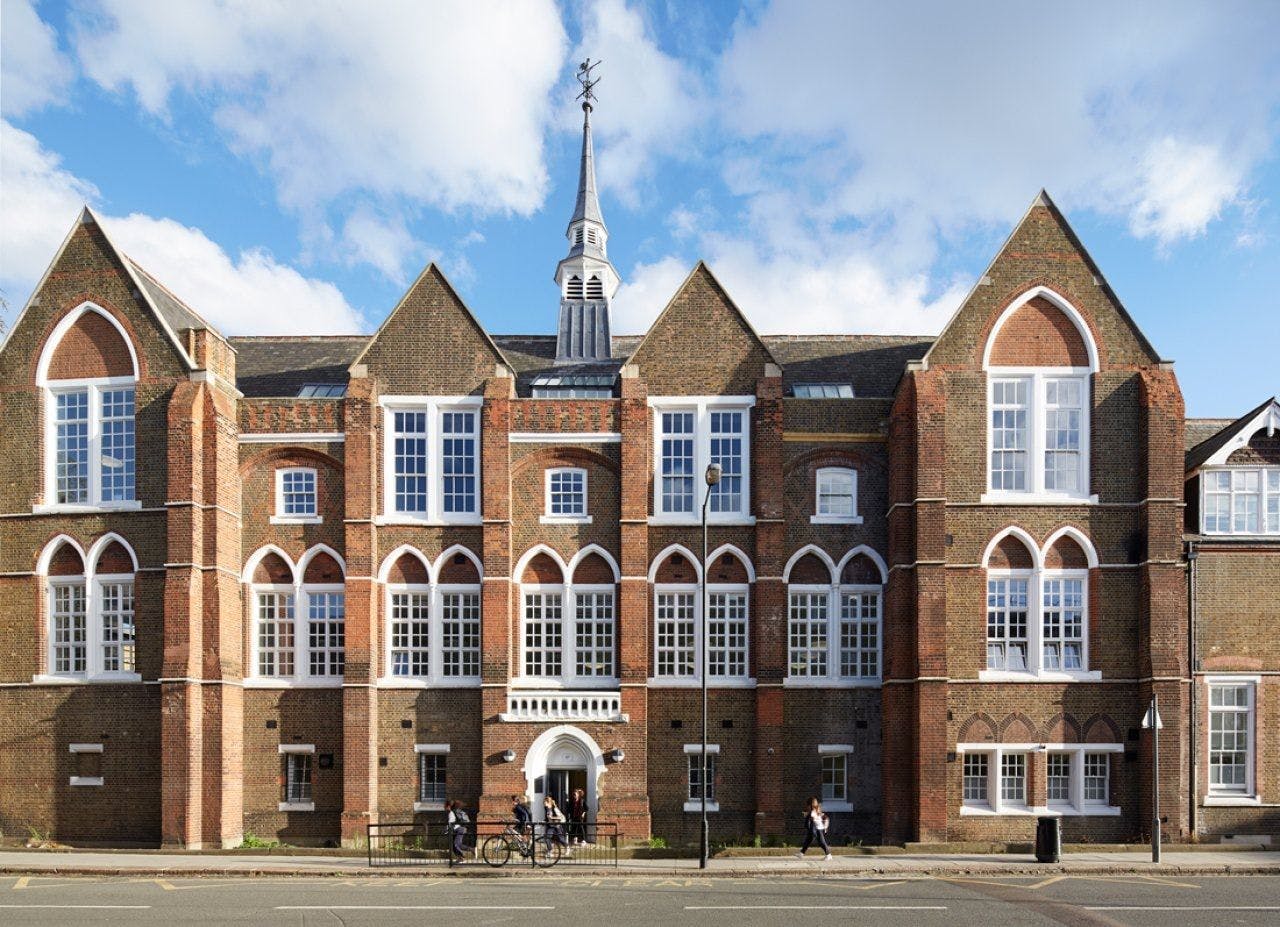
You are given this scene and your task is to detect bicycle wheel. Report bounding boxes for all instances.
[482,834,512,867]
[533,835,563,868]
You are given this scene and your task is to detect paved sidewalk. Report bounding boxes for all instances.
[1,848,1277,878]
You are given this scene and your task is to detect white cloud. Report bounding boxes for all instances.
[718,1,1280,255]
[0,120,362,335]
[1130,138,1245,247]
[340,207,424,285]
[73,0,568,224]
[613,243,967,337]
[1,0,75,117]
[568,0,705,204]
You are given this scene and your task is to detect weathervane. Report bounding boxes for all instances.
[576,58,601,112]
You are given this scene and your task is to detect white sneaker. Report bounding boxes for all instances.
[824,853,833,861]
[795,852,805,858]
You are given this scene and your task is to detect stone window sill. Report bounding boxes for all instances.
[69,776,104,787]
[540,515,593,525]
[278,802,315,812]
[683,801,719,813]
[1203,794,1261,807]
[810,515,863,525]
[270,515,322,525]
[978,670,1102,683]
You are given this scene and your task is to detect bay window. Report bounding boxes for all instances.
[985,371,1091,501]
[381,397,482,524]
[650,397,755,523]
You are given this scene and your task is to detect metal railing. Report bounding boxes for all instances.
[367,820,618,868]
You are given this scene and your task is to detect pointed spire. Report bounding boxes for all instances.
[570,103,605,229]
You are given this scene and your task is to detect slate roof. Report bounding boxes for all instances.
[230,336,368,398]
[126,258,214,337]
[1185,397,1280,472]
[762,335,933,397]
[1185,419,1236,454]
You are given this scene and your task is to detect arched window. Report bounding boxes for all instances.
[245,545,346,684]
[566,275,583,299]
[36,304,140,511]
[648,544,754,685]
[784,545,885,685]
[585,275,604,300]
[981,528,1098,680]
[37,534,139,682]
[515,545,619,685]
[377,545,482,684]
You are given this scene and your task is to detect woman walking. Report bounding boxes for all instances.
[796,796,833,861]
[447,799,471,860]
[543,795,571,856]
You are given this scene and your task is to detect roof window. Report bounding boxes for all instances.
[792,383,854,398]
[299,384,347,398]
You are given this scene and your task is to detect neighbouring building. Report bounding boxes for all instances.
[1,90,1275,849]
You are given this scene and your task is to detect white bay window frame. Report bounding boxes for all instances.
[981,566,1097,682]
[785,582,883,688]
[379,396,483,525]
[1201,467,1280,536]
[1204,676,1259,806]
[38,376,141,513]
[649,583,754,687]
[649,396,755,525]
[515,582,618,689]
[958,743,1122,816]
[983,368,1095,504]
[379,584,482,687]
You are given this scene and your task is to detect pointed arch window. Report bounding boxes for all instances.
[784,547,884,687]
[515,547,618,687]
[649,546,754,686]
[37,536,139,683]
[379,548,482,686]
[246,547,346,687]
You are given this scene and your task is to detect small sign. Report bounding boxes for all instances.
[1141,706,1163,730]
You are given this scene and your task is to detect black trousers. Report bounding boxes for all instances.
[799,821,830,854]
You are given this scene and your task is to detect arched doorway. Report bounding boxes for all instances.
[523,725,606,823]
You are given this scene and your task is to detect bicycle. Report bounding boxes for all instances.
[481,824,563,868]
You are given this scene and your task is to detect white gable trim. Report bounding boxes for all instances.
[982,286,1100,373]
[1196,399,1280,470]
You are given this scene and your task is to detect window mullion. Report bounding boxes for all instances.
[991,748,1003,813]
[429,402,441,522]
[430,587,442,684]
[85,578,99,678]
[828,583,839,683]
[1070,749,1084,811]
[295,583,306,680]
[88,384,101,505]
[565,586,576,685]
[696,403,710,520]
[1030,571,1043,676]
[1030,373,1044,495]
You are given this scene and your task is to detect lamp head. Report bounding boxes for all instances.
[705,463,723,486]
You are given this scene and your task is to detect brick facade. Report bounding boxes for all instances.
[1,196,1275,849]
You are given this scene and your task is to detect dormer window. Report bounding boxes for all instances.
[566,276,583,299]
[586,276,604,300]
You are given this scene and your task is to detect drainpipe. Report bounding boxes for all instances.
[1186,539,1199,839]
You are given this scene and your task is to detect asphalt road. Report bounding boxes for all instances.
[1,873,1279,925]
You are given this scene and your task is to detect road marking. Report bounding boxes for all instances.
[276,905,556,911]
[11,877,29,891]
[0,905,152,910]
[685,905,947,911]
[1086,906,1280,912]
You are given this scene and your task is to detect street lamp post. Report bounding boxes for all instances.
[1141,693,1163,864]
[700,462,722,871]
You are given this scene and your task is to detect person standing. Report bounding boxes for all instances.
[512,794,532,835]
[447,800,471,860]
[567,787,589,846]
[796,796,833,861]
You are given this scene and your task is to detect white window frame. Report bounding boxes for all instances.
[541,467,592,524]
[1204,676,1259,806]
[515,583,618,689]
[278,743,316,811]
[247,582,346,688]
[69,742,104,787]
[958,743,1123,815]
[1201,467,1280,536]
[818,744,853,811]
[38,377,142,513]
[379,584,482,687]
[785,583,882,688]
[38,572,140,684]
[683,743,720,812]
[272,467,321,524]
[414,743,451,811]
[649,583,754,687]
[981,567,1097,682]
[379,396,483,525]
[983,369,1096,504]
[812,467,862,524]
[649,397,756,525]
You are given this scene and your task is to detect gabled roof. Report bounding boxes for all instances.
[352,263,515,376]
[921,190,1164,369]
[763,334,933,398]
[230,335,369,397]
[0,207,202,370]
[1186,397,1280,473]
[626,261,780,369]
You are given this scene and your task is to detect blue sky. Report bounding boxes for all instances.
[2,0,1278,417]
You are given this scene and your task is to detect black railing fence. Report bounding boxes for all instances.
[368,820,619,868]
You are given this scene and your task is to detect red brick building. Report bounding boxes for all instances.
[1,104,1275,848]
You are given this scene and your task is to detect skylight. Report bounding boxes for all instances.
[299,384,347,398]
[792,383,855,398]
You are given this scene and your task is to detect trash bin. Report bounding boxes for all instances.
[1034,816,1061,863]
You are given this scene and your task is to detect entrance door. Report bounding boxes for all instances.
[533,737,591,822]
[547,768,588,811]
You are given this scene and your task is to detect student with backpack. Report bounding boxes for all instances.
[796,796,833,861]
